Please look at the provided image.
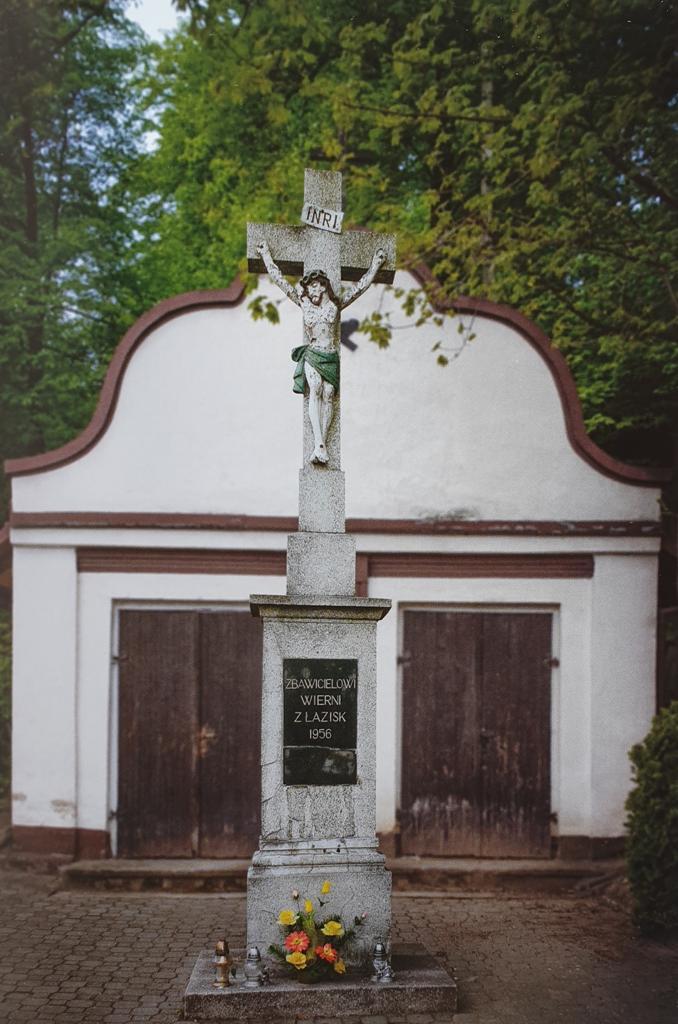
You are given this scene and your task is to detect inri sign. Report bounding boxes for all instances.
[301,201,344,234]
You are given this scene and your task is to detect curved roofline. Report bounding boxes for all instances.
[4,270,669,486]
[5,280,247,478]
[411,265,669,486]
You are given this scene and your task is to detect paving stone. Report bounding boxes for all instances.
[1,864,677,1024]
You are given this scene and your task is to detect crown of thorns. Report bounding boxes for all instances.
[299,269,338,302]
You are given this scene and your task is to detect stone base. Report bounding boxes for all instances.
[298,468,345,533]
[183,943,457,1021]
[286,532,356,596]
[247,848,391,964]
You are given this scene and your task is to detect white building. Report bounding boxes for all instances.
[3,271,665,861]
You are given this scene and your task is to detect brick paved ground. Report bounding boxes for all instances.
[0,866,676,1024]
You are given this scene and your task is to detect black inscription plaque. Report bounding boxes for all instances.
[283,658,358,786]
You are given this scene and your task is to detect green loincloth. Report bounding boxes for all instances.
[291,345,340,395]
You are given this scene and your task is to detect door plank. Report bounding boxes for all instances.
[118,610,199,857]
[480,613,552,858]
[400,610,482,855]
[198,611,263,857]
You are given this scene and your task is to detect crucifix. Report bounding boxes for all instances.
[247,170,396,468]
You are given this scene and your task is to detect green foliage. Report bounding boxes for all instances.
[0,0,152,514]
[625,702,678,936]
[248,295,281,324]
[147,0,677,470]
[0,0,674,509]
[0,611,10,798]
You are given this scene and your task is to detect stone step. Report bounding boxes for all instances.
[183,943,457,1021]
[58,855,624,893]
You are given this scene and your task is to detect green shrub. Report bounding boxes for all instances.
[625,701,678,936]
[0,610,9,799]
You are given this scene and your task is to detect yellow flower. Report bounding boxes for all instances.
[321,880,331,895]
[286,951,307,970]
[278,909,298,926]
[304,899,313,914]
[334,958,346,974]
[321,920,344,938]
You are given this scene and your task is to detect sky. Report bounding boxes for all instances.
[127,0,181,39]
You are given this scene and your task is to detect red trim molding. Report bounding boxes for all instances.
[11,511,299,532]
[365,552,593,578]
[350,517,659,537]
[3,272,669,486]
[9,511,660,537]
[4,280,247,478]
[77,547,286,575]
[75,547,592,579]
[12,825,110,859]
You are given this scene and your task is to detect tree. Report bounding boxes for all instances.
[626,702,678,936]
[128,0,344,298]
[0,0,149,511]
[140,0,677,470]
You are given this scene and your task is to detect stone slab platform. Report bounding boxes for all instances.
[183,943,457,1020]
[58,856,625,893]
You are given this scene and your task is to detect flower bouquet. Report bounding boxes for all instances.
[269,880,365,982]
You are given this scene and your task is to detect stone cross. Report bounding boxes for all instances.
[244,169,397,973]
[247,170,396,471]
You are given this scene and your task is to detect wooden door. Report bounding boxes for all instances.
[117,609,262,857]
[118,611,199,857]
[400,609,552,858]
[198,612,262,856]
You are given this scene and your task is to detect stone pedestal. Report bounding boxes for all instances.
[246,396,394,964]
[247,593,391,963]
[180,167,457,1020]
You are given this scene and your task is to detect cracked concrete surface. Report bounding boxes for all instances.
[0,867,676,1024]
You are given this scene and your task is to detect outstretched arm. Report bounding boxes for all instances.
[256,240,302,306]
[340,248,387,309]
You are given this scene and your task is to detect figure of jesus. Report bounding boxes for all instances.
[256,240,386,465]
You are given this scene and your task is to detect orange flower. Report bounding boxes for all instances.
[283,930,310,953]
[314,943,338,963]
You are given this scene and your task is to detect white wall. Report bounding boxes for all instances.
[12,546,78,830]
[7,549,650,842]
[76,571,286,840]
[12,273,660,521]
[8,272,662,849]
[589,555,658,835]
[9,522,659,842]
